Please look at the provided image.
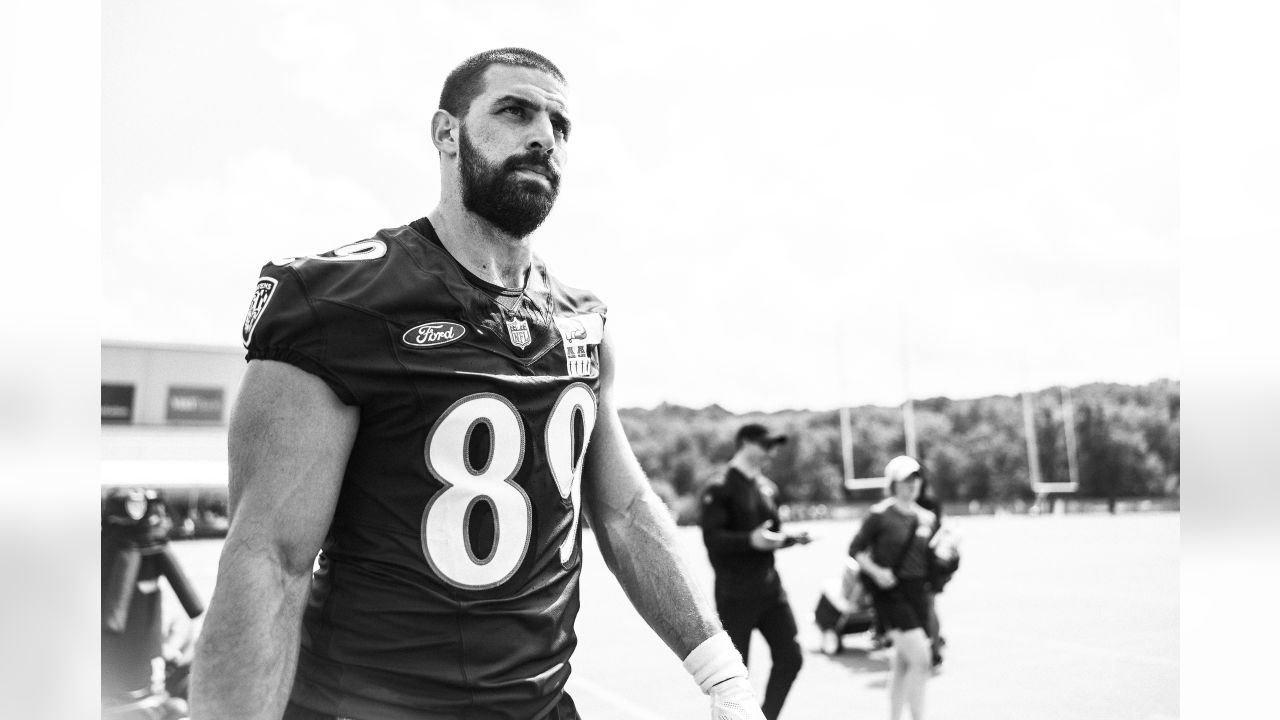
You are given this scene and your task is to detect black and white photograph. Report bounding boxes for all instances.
[97,2,1182,719]
[2,0,1269,717]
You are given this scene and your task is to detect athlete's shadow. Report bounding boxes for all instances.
[808,634,892,681]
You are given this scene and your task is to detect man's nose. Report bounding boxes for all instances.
[526,113,556,155]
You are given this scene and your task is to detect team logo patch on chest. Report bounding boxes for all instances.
[553,313,604,378]
[403,321,467,348]
[241,277,278,347]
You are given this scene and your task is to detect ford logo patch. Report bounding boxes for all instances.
[403,321,466,348]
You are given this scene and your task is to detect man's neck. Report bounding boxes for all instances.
[729,454,761,478]
[428,204,533,289]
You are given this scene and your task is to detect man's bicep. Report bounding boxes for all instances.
[226,359,359,573]
[580,327,650,518]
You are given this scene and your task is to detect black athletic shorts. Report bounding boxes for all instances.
[282,692,581,720]
[872,577,930,633]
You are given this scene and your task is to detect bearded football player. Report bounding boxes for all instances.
[190,48,765,720]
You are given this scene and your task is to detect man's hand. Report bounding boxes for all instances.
[870,566,897,590]
[749,521,786,551]
[163,613,203,666]
[854,550,897,589]
[708,677,766,720]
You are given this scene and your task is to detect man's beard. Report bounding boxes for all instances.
[459,125,560,239]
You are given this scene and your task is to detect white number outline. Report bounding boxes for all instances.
[421,393,531,591]
[545,382,598,566]
[419,384,599,589]
[310,239,387,262]
[270,239,389,267]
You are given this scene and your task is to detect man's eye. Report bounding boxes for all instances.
[503,107,526,118]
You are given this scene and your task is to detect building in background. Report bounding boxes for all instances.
[102,341,246,536]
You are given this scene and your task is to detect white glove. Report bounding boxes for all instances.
[682,632,766,720]
[709,676,766,720]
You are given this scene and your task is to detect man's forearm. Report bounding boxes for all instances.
[190,541,313,719]
[702,527,755,555]
[591,488,722,659]
[854,550,884,573]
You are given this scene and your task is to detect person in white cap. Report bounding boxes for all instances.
[848,456,939,720]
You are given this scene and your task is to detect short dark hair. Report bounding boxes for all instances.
[439,47,566,120]
[735,423,787,450]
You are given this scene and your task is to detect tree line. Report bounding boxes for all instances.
[618,379,1179,519]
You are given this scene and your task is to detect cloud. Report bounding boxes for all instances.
[103,148,393,346]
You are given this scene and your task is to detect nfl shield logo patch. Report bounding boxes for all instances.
[241,277,278,347]
[553,313,604,378]
[505,317,532,349]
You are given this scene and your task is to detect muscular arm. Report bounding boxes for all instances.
[190,360,358,720]
[581,330,722,659]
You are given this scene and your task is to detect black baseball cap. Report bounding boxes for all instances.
[736,423,788,449]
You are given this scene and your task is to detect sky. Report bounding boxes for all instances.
[101,0,1179,412]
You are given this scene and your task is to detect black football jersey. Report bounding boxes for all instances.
[240,218,606,720]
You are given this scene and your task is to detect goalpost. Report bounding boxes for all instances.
[842,386,1084,507]
[1025,387,1081,513]
[840,405,891,492]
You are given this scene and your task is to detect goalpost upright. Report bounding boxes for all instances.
[1025,387,1081,512]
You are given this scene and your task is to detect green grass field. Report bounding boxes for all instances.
[168,512,1179,719]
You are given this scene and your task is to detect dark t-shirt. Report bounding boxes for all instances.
[848,500,937,580]
[242,218,607,720]
[700,467,786,595]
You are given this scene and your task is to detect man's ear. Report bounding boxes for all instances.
[431,110,459,156]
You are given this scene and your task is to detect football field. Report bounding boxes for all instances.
[168,512,1179,719]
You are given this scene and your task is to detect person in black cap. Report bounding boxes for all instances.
[700,423,812,720]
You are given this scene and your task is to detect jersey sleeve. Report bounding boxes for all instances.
[239,262,359,405]
[847,510,880,558]
[699,486,754,555]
